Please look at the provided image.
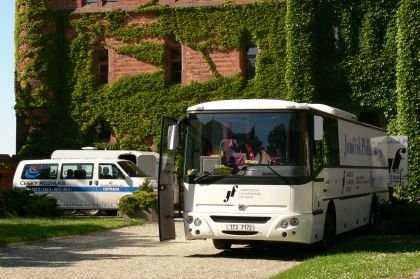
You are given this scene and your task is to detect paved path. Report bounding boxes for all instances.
[0,222,300,279]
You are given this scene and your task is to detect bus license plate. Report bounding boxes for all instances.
[225,224,255,231]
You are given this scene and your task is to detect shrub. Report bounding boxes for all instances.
[1,189,63,217]
[118,178,157,217]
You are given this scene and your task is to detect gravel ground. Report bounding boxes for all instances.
[0,221,301,279]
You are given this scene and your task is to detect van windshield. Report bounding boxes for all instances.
[118,161,146,177]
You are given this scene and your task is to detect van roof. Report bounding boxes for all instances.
[18,159,132,164]
[51,150,159,159]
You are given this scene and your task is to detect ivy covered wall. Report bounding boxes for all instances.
[15,0,419,200]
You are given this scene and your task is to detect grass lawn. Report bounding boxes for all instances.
[273,234,420,279]
[0,217,144,246]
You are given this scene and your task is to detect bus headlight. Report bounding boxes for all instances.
[290,218,299,226]
[194,218,202,226]
[280,219,289,229]
[186,216,194,224]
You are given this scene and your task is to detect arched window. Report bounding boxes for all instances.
[245,46,258,79]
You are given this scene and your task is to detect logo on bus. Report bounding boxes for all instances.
[224,185,238,202]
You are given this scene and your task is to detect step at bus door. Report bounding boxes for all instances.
[158,117,178,241]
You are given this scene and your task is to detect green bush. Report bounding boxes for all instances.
[1,189,63,217]
[118,178,157,217]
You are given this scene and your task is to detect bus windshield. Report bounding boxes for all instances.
[185,112,310,181]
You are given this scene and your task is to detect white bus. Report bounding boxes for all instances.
[13,159,153,215]
[158,99,408,249]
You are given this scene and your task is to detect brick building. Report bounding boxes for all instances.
[16,0,416,161]
[16,0,261,155]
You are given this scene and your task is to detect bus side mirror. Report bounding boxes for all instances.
[314,116,324,141]
[167,124,179,150]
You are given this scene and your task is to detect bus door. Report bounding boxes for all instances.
[158,117,178,241]
[96,163,128,209]
[59,163,95,209]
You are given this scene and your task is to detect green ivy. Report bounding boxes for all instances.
[15,0,419,199]
[394,0,420,201]
[115,42,166,67]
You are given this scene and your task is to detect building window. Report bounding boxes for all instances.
[245,46,258,79]
[95,121,112,142]
[333,24,340,52]
[106,0,118,2]
[97,49,108,84]
[169,47,182,84]
[86,0,97,3]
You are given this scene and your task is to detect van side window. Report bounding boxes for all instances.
[99,164,124,179]
[21,164,58,180]
[61,163,94,179]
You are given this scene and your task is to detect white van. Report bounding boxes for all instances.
[51,149,159,178]
[51,149,179,204]
[13,159,156,215]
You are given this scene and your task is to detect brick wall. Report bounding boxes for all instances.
[0,169,14,198]
[183,47,242,83]
[44,0,78,11]
[0,155,17,198]
[43,0,258,12]
[109,48,161,82]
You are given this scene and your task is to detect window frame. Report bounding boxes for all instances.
[168,46,182,84]
[243,46,258,79]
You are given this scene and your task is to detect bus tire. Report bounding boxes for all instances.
[213,239,232,250]
[84,209,101,216]
[322,203,336,249]
[368,196,378,232]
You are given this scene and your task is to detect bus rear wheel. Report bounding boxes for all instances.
[322,205,336,249]
[213,239,232,250]
[368,197,378,232]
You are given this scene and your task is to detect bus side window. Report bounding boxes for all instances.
[313,116,339,174]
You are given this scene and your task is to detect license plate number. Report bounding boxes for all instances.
[225,224,255,231]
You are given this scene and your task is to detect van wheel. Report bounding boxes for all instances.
[84,209,101,216]
[213,239,232,250]
[322,204,336,249]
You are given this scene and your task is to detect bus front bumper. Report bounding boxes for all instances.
[183,212,320,244]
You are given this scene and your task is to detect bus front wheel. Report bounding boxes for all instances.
[322,204,336,249]
[84,209,101,216]
[213,239,232,250]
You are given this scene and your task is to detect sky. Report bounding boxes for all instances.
[0,1,15,156]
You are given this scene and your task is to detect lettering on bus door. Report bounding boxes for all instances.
[158,117,178,241]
